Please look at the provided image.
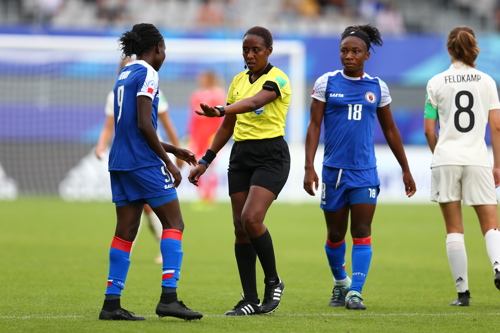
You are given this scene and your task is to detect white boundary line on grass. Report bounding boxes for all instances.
[2,313,500,319]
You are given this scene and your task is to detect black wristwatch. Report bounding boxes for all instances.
[214,105,226,117]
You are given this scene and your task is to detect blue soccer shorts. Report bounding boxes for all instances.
[110,164,177,208]
[320,167,380,212]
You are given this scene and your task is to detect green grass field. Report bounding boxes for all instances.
[1,198,499,332]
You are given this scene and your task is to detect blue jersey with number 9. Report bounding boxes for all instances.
[109,60,163,171]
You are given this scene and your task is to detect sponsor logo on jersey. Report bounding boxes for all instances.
[118,71,131,80]
[365,91,376,103]
[329,93,344,97]
[276,76,288,88]
[254,108,264,115]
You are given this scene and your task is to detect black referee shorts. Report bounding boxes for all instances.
[228,136,290,198]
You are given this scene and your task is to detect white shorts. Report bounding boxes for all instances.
[431,165,497,205]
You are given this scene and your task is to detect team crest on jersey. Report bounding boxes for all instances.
[254,109,264,115]
[365,92,376,103]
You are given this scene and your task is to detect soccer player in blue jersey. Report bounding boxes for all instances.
[189,26,290,316]
[303,24,416,310]
[98,23,202,321]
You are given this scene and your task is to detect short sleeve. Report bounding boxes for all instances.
[104,90,114,116]
[158,90,168,114]
[137,67,159,100]
[424,81,439,119]
[377,79,392,107]
[226,80,236,105]
[311,73,328,102]
[488,77,500,111]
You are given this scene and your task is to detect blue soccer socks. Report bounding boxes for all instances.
[351,237,372,293]
[325,238,348,282]
[161,229,184,289]
[105,236,133,296]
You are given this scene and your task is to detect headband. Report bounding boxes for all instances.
[341,30,371,51]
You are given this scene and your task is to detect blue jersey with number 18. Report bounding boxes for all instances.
[311,70,391,170]
[109,60,163,171]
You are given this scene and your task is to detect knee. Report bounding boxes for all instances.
[351,224,371,239]
[233,219,248,240]
[327,230,345,243]
[241,211,263,234]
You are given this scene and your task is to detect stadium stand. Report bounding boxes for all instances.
[2,0,497,34]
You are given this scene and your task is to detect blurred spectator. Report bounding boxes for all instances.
[296,0,321,18]
[33,0,65,25]
[318,0,347,15]
[281,0,300,21]
[375,2,406,35]
[96,0,129,25]
[496,1,500,31]
[222,0,239,27]
[358,0,382,21]
[196,0,225,28]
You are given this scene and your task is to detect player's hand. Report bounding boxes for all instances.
[492,167,500,187]
[403,170,416,197]
[95,146,105,160]
[165,162,182,188]
[303,167,319,196]
[195,103,221,117]
[173,148,197,166]
[188,164,207,187]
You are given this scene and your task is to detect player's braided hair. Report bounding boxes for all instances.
[341,24,383,52]
[447,26,479,68]
[244,26,273,48]
[119,23,163,58]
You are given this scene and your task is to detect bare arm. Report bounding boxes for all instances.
[158,110,183,167]
[188,87,279,185]
[303,98,325,196]
[377,104,416,197]
[137,96,182,187]
[187,114,235,186]
[489,109,500,187]
[95,115,114,159]
[196,89,277,117]
[424,118,438,153]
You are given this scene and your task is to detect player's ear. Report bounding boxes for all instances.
[267,46,273,56]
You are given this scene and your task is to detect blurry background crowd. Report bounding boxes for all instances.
[1,0,500,36]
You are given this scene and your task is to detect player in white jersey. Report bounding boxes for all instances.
[424,26,500,306]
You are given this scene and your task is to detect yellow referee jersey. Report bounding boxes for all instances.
[227,64,291,141]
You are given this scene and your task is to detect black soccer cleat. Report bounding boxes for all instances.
[450,290,470,306]
[329,284,350,307]
[156,300,203,321]
[98,307,146,321]
[225,298,261,316]
[260,278,285,314]
[345,291,366,310]
[494,269,500,291]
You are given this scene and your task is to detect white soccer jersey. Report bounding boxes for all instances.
[104,90,168,116]
[425,62,500,167]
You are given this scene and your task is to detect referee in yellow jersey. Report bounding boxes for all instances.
[189,26,291,316]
